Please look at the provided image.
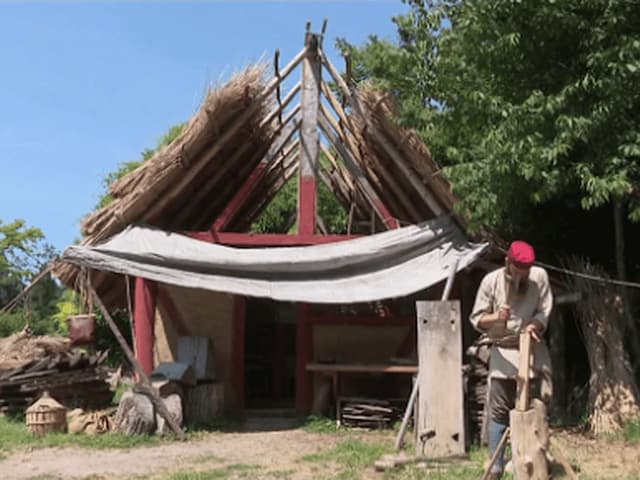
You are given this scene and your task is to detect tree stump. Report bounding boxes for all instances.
[510,399,549,480]
[114,391,155,435]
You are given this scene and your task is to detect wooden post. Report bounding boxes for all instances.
[90,285,186,439]
[134,277,157,376]
[298,32,321,235]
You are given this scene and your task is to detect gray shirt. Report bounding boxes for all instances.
[470,266,553,381]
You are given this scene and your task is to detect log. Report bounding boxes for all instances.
[509,399,549,480]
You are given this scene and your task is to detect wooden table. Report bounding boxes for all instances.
[306,363,418,425]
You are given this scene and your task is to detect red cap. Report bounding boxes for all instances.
[507,241,535,269]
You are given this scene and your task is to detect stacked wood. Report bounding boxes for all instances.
[465,336,491,443]
[339,397,402,429]
[0,333,112,414]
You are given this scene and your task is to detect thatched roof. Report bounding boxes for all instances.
[53,40,471,305]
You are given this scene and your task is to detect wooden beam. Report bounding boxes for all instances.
[321,89,423,223]
[298,33,322,235]
[319,48,446,218]
[319,114,398,229]
[211,116,301,232]
[185,231,360,246]
[229,143,300,232]
[90,285,186,439]
[182,110,300,230]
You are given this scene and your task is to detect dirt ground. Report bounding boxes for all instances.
[1,426,639,479]
[0,428,337,480]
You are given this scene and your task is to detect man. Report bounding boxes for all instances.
[470,240,553,479]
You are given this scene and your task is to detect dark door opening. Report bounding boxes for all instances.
[244,299,296,409]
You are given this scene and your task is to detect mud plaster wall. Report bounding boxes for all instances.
[153,285,234,410]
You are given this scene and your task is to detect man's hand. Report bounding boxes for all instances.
[524,323,542,342]
[497,305,511,322]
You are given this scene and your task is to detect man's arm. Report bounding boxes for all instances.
[470,273,508,332]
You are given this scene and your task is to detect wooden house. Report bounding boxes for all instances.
[54,29,495,419]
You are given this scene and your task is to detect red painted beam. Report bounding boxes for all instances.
[183,231,361,246]
[373,198,400,229]
[156,287,189,337]
[133,278,158,375]
[212,163,267,232]
[298,176,316,235]
[232,296,246,413]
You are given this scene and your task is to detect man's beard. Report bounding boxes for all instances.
[505,272,530,296]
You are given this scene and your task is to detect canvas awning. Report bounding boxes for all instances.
[62,216,488,303]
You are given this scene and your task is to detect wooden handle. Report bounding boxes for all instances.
[516,332,532,411]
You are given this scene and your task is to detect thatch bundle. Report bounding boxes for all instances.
[54,65,276,292]
[351,85,459,222]
[563,257,640,434]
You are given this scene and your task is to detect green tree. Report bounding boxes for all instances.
[0,219,61,335]
[340,0,640,234]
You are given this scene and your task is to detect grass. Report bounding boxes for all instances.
[0,414,166,455]
[302,438,390,479]
[622,416,640,444]
[301,415,339,434]
[165,464,260,480]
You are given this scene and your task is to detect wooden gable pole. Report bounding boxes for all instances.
[298,32,321,235]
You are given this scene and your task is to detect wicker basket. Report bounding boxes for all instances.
[26,391,67,435]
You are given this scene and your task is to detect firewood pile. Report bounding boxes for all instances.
[465,336,491,442]
[339,397,402,429]
[0,329,112,414]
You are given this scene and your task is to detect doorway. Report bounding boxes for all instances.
[244,299,296,409]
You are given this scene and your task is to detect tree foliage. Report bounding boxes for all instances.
[0,219,61,336]
[339,0,640,235]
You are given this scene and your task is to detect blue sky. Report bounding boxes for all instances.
[0,0,408,252]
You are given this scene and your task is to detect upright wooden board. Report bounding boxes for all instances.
[416,301,465,457]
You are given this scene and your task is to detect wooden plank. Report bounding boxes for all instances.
[416,301,465,457]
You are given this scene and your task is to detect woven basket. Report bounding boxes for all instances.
[26,391,67,435]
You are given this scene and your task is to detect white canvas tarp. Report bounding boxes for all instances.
[62,216,488,303]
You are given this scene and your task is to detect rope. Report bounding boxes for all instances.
[492,244,640,290]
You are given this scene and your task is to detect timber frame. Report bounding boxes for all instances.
[54,24,476,414]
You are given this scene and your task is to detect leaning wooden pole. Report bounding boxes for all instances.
[90,284,186,440]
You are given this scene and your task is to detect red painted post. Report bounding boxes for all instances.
[232,295,246,413]
[133,277,157,376]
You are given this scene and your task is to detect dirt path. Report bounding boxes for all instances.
[1,429,338,480]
